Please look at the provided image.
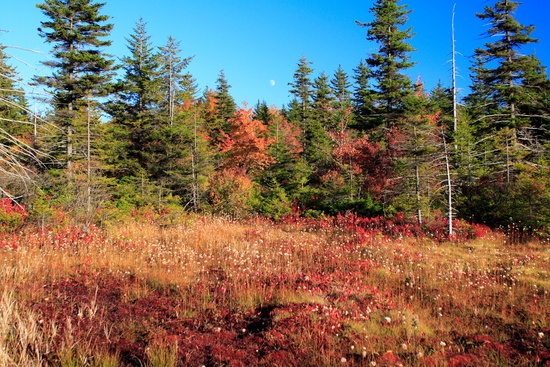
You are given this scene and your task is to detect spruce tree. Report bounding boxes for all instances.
[0,45,30,138]
[460,1,550,233]
[288,57,314,124]
[518,55,550,135]
[107,18,162,176]
[331,65,352,108]
[103,18,167,209]
[331,65,352,132]
[118,18,162,118]
[253,101,270,125]
[215,70,236,125]
[158,36,195,126]
[254,107,305,218]
[357,0,415,124]
[311,72,334,130]
[308,72,335,169]
[352,60,376,130]
[395,83,444,224]
[429,81,455,134]
[199,70,236,144]
[35,0,114,173]
[469,0,545,130]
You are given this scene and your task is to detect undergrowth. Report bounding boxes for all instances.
[0,214,548,366]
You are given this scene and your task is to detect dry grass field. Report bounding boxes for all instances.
[0,215,549,366]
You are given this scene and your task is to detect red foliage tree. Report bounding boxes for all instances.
[267,106,303,158]
[332,132,394,201]
[219,107,274,173]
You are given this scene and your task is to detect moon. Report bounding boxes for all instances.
[269,79,276,87]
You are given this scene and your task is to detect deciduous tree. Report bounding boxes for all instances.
[219,107,273,173]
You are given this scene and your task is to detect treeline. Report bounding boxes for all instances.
[0,0,549,235]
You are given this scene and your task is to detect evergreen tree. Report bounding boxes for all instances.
[0,45,30,138]
[35,0,114,173]
[357,0,415,124]
[158,36,195,125]
[288,57,315,153]
[352,60,376,130]
[464,55,495,134]
[460,0,550,234]
[331,65,353,132]
[118,18,162,118]
[469,0,547,130]
[281,99,298,122]
[215,70,236,125]
[183,102,215,212]
[253,100,270,126]
[331,65,352,108]
[263,107,304,191]
[429,81,455,134]
[106,18,162,177]
[103,18,168,210]
[198,71,235,145]
[288,57,314,124]
[518,54,550,135]
[254,107,305,219]
[308,72,335,172]
[393,83,444,224]
[311,72,334,130]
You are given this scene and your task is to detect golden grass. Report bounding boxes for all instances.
[0,215,548,366]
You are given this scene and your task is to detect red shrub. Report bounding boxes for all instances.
[0,198,28,232]
[280,210,492,244]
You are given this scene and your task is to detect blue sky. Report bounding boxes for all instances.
[1,0,549,110]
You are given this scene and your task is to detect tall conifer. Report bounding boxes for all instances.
[288,57,314,124]
[35,0,114,173]
[352,60,376,130]
[469,0,546,130]
[215,70,236,125]
[357,0,415,124]
[158,36,195,126]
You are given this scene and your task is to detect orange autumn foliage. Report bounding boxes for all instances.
[268,106,303,157]
[202,89,219,122]
[219,107,274,172]
[332,131,393,200]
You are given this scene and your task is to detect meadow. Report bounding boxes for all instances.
[0,213,549,366]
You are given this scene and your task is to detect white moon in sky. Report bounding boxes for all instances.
[269,79,276,86]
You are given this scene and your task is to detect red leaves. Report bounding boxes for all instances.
[0,198,28,232]
[219,107,274,172]
[280,211,488,243]
[331,132,393,199]
[267,106,303,157]
[203,89,219,121]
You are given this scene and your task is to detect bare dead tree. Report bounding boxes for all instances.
[451,3,458,133]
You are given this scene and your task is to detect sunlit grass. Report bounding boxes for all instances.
[0,215,548,366]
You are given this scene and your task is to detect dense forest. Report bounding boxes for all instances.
[1,0,549,236]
